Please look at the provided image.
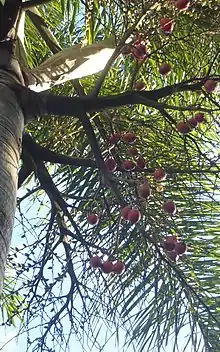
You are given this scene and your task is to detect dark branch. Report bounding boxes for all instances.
[22,133,97,168]
[40,82,205,118]
[22,0,55,9]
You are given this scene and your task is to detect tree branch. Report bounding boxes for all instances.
[22,133,97,168]
[22,0,55,9]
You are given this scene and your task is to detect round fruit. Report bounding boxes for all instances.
[204,80,217,93]
[160,18,174,33]
[122,132,136,143]
[164,236,178,251]
[135,81,145,91]
[136,156,146,169]
[194,112,205,123]
[153,168,167,181]
[175,0,190,11]
[128,147,138,156]
[112,261,125,275]
[87,213,99,225]
[101,261,113,274]
[175,242,187,255]
[108,133,121,144]
[90,256,102,268]
[127,209,141,224]
[188,118,198,129]
[105,158,117,172]
[176,121,191,134]
[123,160,136,171]
[138,183,151,199]
[132,44,148,60]
[166,251,179,262]
[159,63,171,76]
[121,205,132,220]
[163,200,177,215]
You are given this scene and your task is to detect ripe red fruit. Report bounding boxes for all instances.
[166,251,179,262]
[105,158,117,172]
[138,183,151,199]
[175,242,187,255]
[194,112,205,123]
[90,256,102,268]
[128,147,138,156]
[127,209,141,224]
[163,200,177,215]
[132,44,148,60]
[176,121,191,134]
[108,133,121,144]
[101,261,113,274]
[121,205,132,220]
[160,18,174,33]
[188,118,198,129]
[87,213,99,225]
[135,81,145,91]
[164,236,178,251]
[175,0,190,11]
[204,80,217,93]
[123,160,136,171]
[159,63,171,76]
[153,168,167,181]
[122,132,136,143]
[112,261,125,275]
[136,156,146,169]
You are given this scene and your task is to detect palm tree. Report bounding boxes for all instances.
[0,0,219,351]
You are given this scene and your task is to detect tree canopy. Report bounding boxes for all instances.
[1,0,220,351]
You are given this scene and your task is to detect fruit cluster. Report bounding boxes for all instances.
[163,235,187,262]
[90,256,125,275]
[176,112,206,134]
[105,131,147,172]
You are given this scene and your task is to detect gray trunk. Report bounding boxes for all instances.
[0,71,24,292]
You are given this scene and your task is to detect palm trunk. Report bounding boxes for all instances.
[0,72,24,292]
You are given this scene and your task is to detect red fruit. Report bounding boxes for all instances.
[153,168,167,181]
[121,205,132,220]
[127,209,141,224]
[160,18,174,33]
[175,242,187,255]
[87,213,99,225]
[101,261,113,274]
[90,256,102,268]
[175,0,190,11]
[122,132,136,143]
[112,261,125,275]
[194,112,205,123]
[163,200,177,215]
[105,158,117,172]
[164,236,178,251]
[188,118,198,129]
[204,80,217,93]
[108,133,121,144]
[166,251,179,262]
[123,160,136,171]
[132,44,148,60]
[159,63,171,76]
[135,81,145,91]
[138,183,151,199]
[128,147,138,156]
[176,121,191,134]
[136,156,146,169]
